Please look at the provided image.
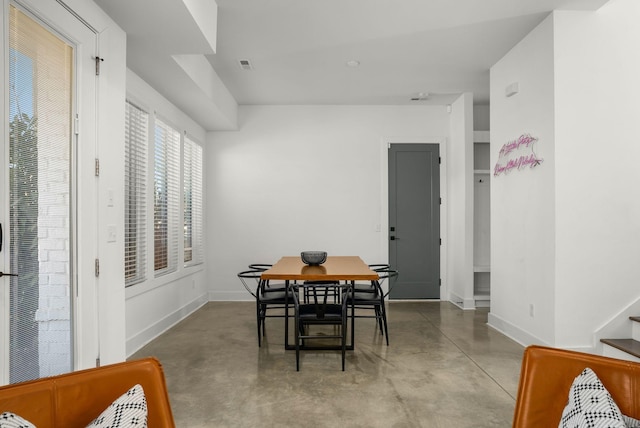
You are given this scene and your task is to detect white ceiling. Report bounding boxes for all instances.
[93,0,609,130]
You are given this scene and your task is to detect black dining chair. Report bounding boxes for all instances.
[368,263,391,271]
[247,263,272,271]
[247,263,288,292]
[303,280,341,304]
[344,267,398,346]
[238,269,294,347]
[292,282,350,371]
[351,264,391,293]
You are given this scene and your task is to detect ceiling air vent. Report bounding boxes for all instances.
[238,59,253,70]
[411,92,429,101]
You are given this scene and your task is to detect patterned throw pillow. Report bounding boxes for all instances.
[86,384,147,428]
[559,367,628,428]
[0,412,35,428]
[624,415,640,428]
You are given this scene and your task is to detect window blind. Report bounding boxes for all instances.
[8,3,73,383]
[124,101,148,286]
[154,117,180,275]
[184,136,203,265]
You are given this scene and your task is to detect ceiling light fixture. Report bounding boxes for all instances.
[346,60,360,68]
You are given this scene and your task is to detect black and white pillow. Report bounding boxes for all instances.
[86,384,147,428]
[0,412,35,428]
[624,415,640,428]
[559,367,640,428]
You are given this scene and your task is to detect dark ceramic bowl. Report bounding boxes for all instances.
[301,251,327,265]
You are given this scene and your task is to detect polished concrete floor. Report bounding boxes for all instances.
[130,301,524,427]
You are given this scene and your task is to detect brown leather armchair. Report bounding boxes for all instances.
[0,357,175,427]
[513,345,640,427]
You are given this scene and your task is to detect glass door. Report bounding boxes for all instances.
[0,0,97,384]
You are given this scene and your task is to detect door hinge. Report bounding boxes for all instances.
[96,357,101,367]
[439,238,442,245]
[95,258,100,277]
[439,156,441,164]
[439,278,442,286]
[94,56,104,76]
[95,158,100,176]
[74,115,79,135]
[439,197,442,205]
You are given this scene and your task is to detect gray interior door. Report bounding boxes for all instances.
[388,144,440,299]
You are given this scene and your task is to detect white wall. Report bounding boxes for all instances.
[489,15,557,346]
[124,70,209,356]
[92,4,128,366]
[553,0,640,348]
[207,105,457,300]
[489,0,640,350]
[447,94,475,308]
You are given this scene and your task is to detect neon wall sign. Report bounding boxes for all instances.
[494,133,543,177]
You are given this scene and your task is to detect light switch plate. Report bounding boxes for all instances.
[107,224,116,242]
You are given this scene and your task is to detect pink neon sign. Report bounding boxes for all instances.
[494,133,543,177]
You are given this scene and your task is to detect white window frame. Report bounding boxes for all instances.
[153,117,180,276]
[183,135,203,266]
[124,100,148,286]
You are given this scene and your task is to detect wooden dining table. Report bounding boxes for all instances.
[261,256,379,350]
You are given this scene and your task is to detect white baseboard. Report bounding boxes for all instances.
[449,292,476,310]
[487,313,601,355]
[487,312,549,348]
[126,294,208,357]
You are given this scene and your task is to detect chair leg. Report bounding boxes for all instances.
[295,320,301,371]
[298,322,306,347]
[256,301,262,347]
[380,303,389,346]
[341,320,346,371]
[374,306,384,334]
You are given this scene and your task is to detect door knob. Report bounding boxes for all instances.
[0,271,18,278]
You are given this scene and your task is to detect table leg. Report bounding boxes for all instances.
[285,280,290,349]
[349,280,355,349]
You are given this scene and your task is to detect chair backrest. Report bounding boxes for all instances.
[376,268,399,297]
[237,269,262,298]
[248,263,272,272]
[293,282,349,317]
[368,264,390,271]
